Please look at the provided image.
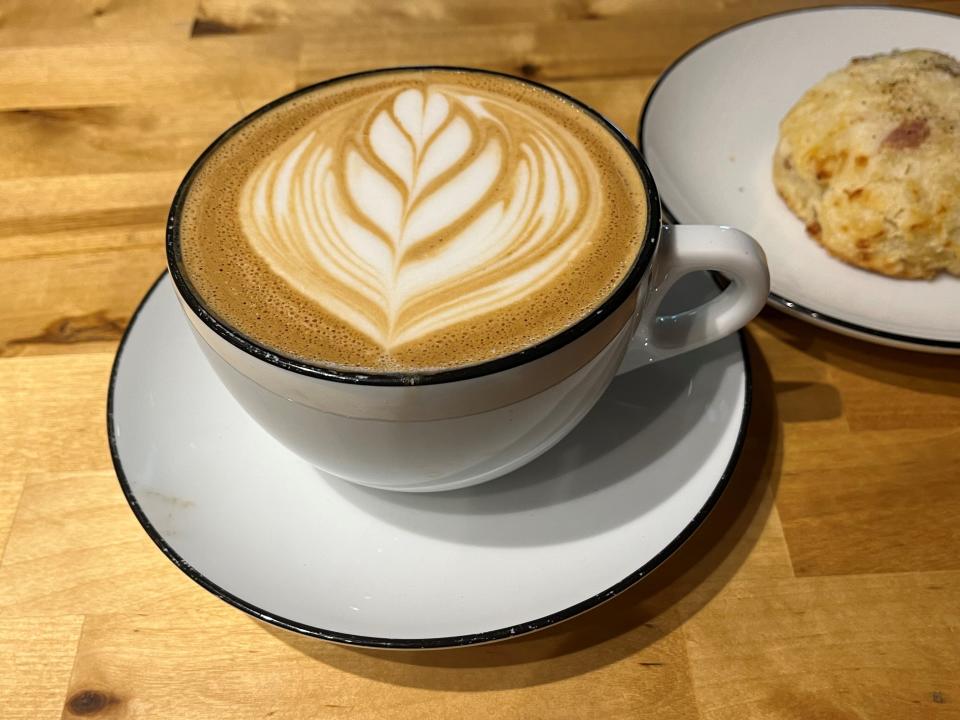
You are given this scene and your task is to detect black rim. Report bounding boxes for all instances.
[108,272,752,649]
[637,4,960,351]
[167,65,662,386]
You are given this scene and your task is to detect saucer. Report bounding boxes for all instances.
[109,272,750,648]
[640,6,960,353]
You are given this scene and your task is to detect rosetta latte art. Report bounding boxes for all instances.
[238,84,602,350]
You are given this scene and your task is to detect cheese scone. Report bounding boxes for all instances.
[773,50,960,279]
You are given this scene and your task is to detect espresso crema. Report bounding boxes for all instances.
[178,69,648,372]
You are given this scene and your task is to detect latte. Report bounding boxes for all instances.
[176,69,648,372]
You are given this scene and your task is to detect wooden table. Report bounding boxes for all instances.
[2,1,958,718]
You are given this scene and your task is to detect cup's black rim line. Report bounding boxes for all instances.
[108,271,752,650]
[166,65,662,387]
[636,3,960,352]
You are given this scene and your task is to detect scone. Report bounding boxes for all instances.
[773,49,960,279]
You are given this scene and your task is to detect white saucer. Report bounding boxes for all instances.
[640,6,960,353]
[109,273,750,648]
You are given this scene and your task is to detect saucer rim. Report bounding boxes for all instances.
[108,272,752,650]
[637,4,960,353]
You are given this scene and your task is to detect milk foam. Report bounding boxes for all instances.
[178,70,647,372]
[238,85,601,350]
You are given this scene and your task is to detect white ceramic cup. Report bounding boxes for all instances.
[166,67,770,492]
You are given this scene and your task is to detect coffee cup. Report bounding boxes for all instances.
[166,67,769,492]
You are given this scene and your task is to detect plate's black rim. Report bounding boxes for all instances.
[167,65,662,387]
[637,4,960,352]
[108,272,753,650]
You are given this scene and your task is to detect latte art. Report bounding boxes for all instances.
[240,86,601,349]
[177,69,647,372]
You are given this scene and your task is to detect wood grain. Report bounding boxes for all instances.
[294,18,709,85]
[0,615,85,720]
[0,470,211,616]
[0,34,298,111]
[684,572,960,719]
[1,1,959,718]
[0,473,24,561]
[0,171,179,236]
[755,312,960,578]
[0,0,196,47]
[63,611,700,719]
[0,234,165,357]
[0,102,246,179]
[0,353,115,474]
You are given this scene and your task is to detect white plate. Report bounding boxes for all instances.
[108,273,749,648]
[640,6,960,353]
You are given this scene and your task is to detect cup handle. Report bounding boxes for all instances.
[621,224,769,370]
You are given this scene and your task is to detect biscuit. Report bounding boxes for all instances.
[773,50,960,279]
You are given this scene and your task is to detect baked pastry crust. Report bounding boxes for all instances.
[773,49,960,279]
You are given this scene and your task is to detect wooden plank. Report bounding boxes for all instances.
[758,312,960,431]
[292,1,960,88]
[0,472,210,617]
[0,174,171,362]
[0,171,178,237]
[683,572,960,719]
[0,473,24,565]
[778,424,960,576]
[0,102,245,180]
[196,0,583,29]
[0,237,165,358]
[64,608,700,719]
[750,315,960,577]
[0,33,298,111]
[295,18,706,85]
[0,223,162,263]
[0,353,116,474]
[198,0,960,31]
[0,615,84,720]
[0,0,197,47]
[249,1,959,86]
